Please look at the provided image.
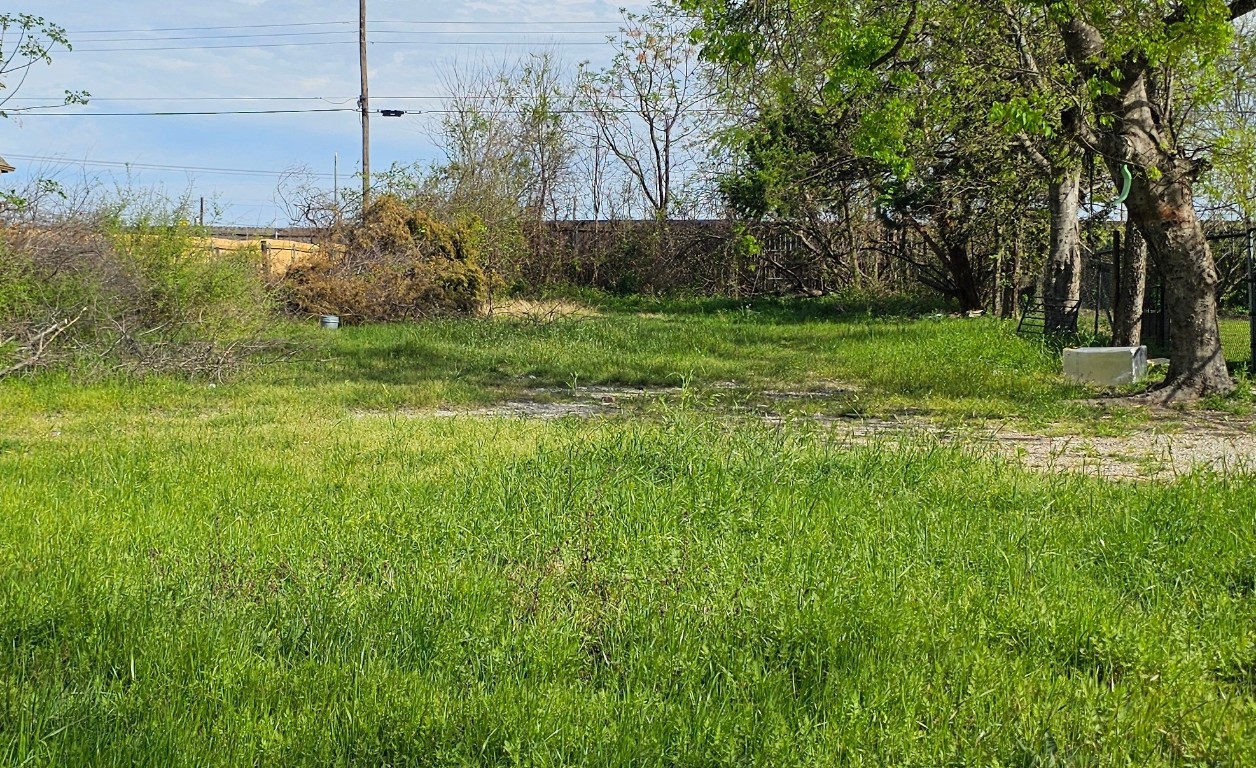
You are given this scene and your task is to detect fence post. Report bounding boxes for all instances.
[1092,251,1101,338]
[1247,227,1255,372]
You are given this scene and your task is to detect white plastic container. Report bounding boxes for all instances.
[320,315,340,330]
[1063,346,1148,386]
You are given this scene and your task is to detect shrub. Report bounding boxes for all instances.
[283,195,488,323]
[1,201,278,379]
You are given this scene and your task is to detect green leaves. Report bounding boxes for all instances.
[990,97,1058,139]
[0,13,71,63]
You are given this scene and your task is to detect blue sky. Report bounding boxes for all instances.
[3,0,647,225]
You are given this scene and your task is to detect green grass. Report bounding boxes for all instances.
[1221,316,1252,368]
[1,408,1254,765]
[1,299,1254,764]
[261,299,1097,425]
[17,296,1253,427]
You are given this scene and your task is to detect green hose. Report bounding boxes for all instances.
[1115,164,1132,204]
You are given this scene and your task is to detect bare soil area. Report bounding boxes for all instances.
[966,412,1256,480]
[415,385,1256,480]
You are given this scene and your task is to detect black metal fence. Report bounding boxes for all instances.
[1023,226,1256,369]
[1142,228,1255,366]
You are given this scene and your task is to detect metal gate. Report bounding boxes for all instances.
[1141,227,1255,367]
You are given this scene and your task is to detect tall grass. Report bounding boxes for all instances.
[2,302,1253,764]
[0,399,1254,764]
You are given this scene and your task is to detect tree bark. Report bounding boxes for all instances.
[1111,219,1147,347]
[948,241,984,313]
[1119,158,1231,398]
[907,214,985,312]
[1042,167,1083,333]
[1001,231,1023,319]
[1058,16,1233,400]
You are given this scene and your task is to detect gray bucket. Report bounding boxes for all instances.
[320,315,340,330]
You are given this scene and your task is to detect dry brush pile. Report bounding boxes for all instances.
[281,194,489,323]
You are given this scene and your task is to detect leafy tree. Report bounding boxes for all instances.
[1195,19,1256,222]
[1042,0,1256,399]
[689,0,1044,310]
[988,3,1088,333]
[687,0,1256,398]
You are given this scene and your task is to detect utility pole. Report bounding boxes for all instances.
[359,0,370,216]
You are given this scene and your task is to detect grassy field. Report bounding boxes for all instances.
[1220,316,1252,368]
[2,299,1254,765]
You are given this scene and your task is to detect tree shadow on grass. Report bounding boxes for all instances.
[289,340,519,389]
[596,294,958,322]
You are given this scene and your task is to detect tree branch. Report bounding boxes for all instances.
[1015,132,1054,173]
[869,1,918,70]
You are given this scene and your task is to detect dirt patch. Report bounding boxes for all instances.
[762,383,859,400]
[794,412,1256,480]
[427,384,679,420]
[431,401,609,420]
[969,414,1256,480]
[397,385,1256,479]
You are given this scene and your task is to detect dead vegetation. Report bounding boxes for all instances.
[483,297,600,321]
[0,196,279,380]
[281,194,490,323]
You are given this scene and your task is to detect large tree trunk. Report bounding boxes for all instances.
[1000,230,1023,319]
[949,240,984,313]
[903,212,986,313]
[1042,167,1083,333]
[1111,219,1147,347]
[1118,159,1231,398]
[1060,17,1233,400]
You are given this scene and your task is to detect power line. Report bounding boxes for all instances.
[4,153,337,179]
[68,21,353,33]
[73,31,355,43]
[67,20,623,34]
[11,107,357,116]
[70,39,613,52]
[71,41,351,52]
[376,19,624,25]
[2,96,447,106]
[7,96,369,103]
[11,105,724,117]
[73,29,618,43]
[10,101,728,116]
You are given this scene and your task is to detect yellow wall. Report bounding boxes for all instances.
[209,237,319,276]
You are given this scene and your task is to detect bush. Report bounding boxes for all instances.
[283,195,488,322]
[1,201,277,379]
